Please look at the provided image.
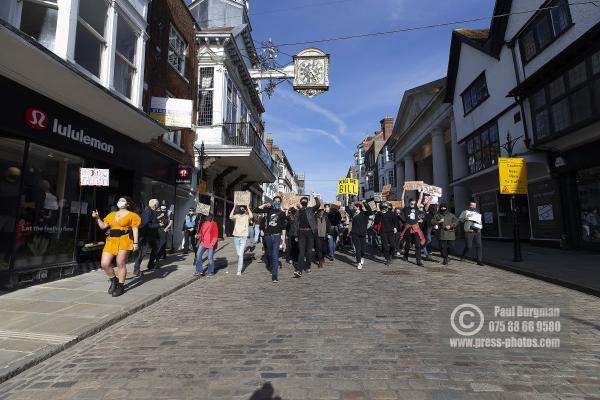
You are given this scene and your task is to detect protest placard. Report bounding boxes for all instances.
[422,184,443,198]
[330,200,342,209]
[280,193,301,209]
[388,201,404,209]
[196,203,211,216]
[403,181,424,191]
[367,200,377,211]
[234,191,251,205]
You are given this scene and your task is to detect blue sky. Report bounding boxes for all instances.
[247,0,494,200]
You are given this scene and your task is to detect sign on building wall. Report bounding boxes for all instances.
[176,165,192,185]
[337,178,358,195]
[149,97,193,128]
[498,158,528,194]
[80,168,109,186]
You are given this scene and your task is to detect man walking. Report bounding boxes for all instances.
[325,204,341,261]
[133,199,160,276]
[434,203,459,265]
[255,196,287,283]
[181,207,199,254]
[400,195,426,266]
[459,201,484,266]
[156,203,173,263]
[374,202,400,265]
[294,192,321,278]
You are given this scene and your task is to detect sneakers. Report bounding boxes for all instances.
[293,271,302,278]
[272,277,279,283]
[236,271,242,276]
[357,260,363,270]
[133,270,141,278]
[306,268,312,274]
[417,261,424,267]
[193,272,202,277]
[108,277,118,294]
[112,282,125,297]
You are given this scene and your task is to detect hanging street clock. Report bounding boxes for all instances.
[293,48,330,97]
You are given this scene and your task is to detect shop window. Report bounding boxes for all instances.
[74,0,108,78]
[114,14,138,99]
[14,144,83,269]
[168,25,186,76]
[19,0,58,51]
[198,67,214,126]
[0,138,26,271]
[466,122,499,175]
[577,166,600,243]
[518,0,572,64]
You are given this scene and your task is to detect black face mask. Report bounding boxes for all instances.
[468,207,476,211]
[301,202,308,207]
[440,208,447,213]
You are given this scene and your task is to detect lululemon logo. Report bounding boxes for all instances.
[25,107,48,131]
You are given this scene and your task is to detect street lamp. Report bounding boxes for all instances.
[500,132,524,262]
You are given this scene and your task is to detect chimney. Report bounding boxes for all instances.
[266,133,273,154]
[380,117,394,140]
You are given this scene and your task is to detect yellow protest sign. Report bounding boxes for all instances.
[337,178,359,195]
[498,157,528,194]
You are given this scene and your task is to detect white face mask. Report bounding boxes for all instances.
[117,201,127,209]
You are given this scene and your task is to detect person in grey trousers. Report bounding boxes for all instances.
[458,201,484,266]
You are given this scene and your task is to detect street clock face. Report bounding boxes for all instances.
[293,48,330,97]
[297,59,325,85]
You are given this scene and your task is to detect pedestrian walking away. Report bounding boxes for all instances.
[254,197,287,283]
[315,208,331,268]
[133,199,160,276]
[346,201,373,270]
[194,214,218,276]
[374,202,400,265]
[293,192,321,278]
[459,201,484,265]
[433,203,458,265]
[91,196,140,297]
[182,208,199,255]
[400,193,426,266]
[230,204,253,275]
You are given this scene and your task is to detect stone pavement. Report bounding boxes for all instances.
[0,239,242,384]
[0,248,599,400]
[452,239,600,295]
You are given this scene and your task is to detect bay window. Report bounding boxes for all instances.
[19,0,58,51]
[74,0,109,78]
[114,14,138,99]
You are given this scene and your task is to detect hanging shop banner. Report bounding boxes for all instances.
[149,97,193,128]
[80,168,109,186]
[498,157,528,194]
[196,203,211,216]
[337,178,359,195]
[176,165,192,185]
[234,191,251,205]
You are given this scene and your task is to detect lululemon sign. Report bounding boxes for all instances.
[25,107,49,131]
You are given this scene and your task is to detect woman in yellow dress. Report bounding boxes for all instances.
[91,196,140,297]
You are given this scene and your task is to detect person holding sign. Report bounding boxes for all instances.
[294,192,321,278]
[399,192,426,266]
[229,204,253,276]
[346,201,374,270]
[458,201,484,266]
[91,196,140,297]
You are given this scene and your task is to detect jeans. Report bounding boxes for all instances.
[327,234,336,258]
[264,234,281,279]
[253,226,261,243]
[195,244,214,274]
[233,236,247,273]
[133,239,157,273]
[422,227,433,256]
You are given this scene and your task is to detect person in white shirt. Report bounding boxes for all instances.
[229,204,253,275]
[458,201,484,266]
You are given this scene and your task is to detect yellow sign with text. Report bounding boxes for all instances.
[337,178,359,196]
[498,157,528,194]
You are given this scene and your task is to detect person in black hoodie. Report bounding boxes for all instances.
[346,201,373,270]
[294,193,321,278]
[325,204,342,261]
[133,199,161,276]
[374,202,401,265]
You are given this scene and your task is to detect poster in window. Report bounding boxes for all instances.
[537,204,554,221]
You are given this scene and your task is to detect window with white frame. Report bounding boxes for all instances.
[114,14,138,99]
[163,131,182,147]
[168,25,186,75]
[19,0,58,51]
[226,79,238,135]
[198,67,214,126]
[388,169,395,186]
[74,0,109,78]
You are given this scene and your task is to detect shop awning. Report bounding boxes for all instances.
[0,22,167,143]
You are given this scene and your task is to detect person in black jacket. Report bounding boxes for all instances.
[133,199,160,276]
[254,197,288,283]
[374,202,400,265]
[285,208,299,267]
[294,192,321,278]
[346,201,373,270]
[314,208,331,268]
[325,204,342,261]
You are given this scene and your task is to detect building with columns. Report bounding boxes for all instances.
[389,78,454,208]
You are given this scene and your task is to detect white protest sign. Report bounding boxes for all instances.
[80,168,109,186]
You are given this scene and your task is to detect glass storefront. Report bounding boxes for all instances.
[0,139,25,271]
[140,177,175,211]
[578,166,600,243]
[14,143,83,268]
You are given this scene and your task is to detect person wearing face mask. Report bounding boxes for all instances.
[181,208,200,255]
[399,192,426,266]
[92,196,140,297]
[293,192,321,278]
[314,208,331,269]
[229,204,253,276]
[325,204,342,261]
[155,203,173,264]
[459,201,484,265]
[374,202,400,266]
[345,201,374,270]
[433,203,459,265]
[133,199,161,277]
[393,207,406,257]
[255,196,287,283]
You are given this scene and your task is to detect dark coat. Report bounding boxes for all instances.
[346,203,373,237]
[138,208,160,244]
[295,197,322,233]
[433,211,459,241]
[374,210,400,233]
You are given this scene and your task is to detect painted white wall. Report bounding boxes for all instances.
[452,45,518,142]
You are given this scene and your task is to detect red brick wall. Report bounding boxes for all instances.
[142,0,198,166]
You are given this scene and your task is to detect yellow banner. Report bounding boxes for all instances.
[199,180,207,194]
[337,178,359,195]
[498,157,528,194]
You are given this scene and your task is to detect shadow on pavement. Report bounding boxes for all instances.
[125,264,179,292]
[249,382,282,400]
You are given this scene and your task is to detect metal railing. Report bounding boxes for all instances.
[223,122,275,173]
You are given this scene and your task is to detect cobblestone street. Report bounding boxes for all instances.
[0,252,599,400]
